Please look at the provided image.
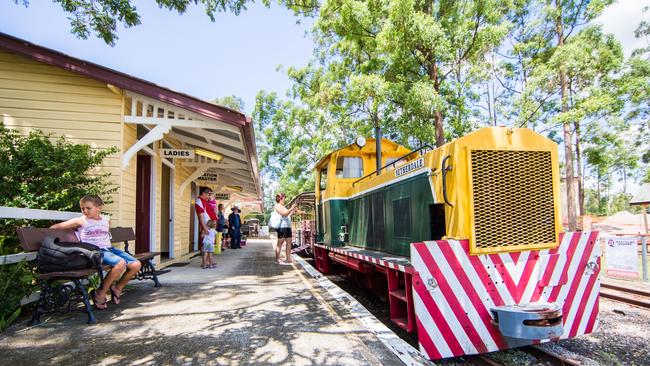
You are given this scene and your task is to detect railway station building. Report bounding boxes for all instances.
[0,33,263,262]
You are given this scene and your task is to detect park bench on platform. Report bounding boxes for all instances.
[16,227,162,325]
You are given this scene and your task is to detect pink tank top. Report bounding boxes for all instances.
[76,217,111,249]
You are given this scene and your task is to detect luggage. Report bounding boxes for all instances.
[37,236,103,273]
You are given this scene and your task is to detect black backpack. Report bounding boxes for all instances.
[37,236,103,273]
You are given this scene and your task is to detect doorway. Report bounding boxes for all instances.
[190,182,197,253]
[136,155,152,254]
[160,163,174,259]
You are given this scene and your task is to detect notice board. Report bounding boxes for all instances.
[603,236,638,279]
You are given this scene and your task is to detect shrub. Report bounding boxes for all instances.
[0,123,118,254]
[0,123,117,331]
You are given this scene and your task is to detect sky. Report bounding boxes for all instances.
[0,1,315,115]
[0,1,648,117]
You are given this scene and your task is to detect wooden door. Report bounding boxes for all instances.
[136,155,151,254]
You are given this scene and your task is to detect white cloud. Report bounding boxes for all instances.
[595,0,650,57]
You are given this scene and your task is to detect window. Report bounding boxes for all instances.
[393,198,411,238]
[385,157,399,170]
[335,157,363,178]
[319,169,328,191]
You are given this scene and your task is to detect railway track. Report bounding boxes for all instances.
[466,346,581,366]
[600,283,650,309]
[520,346,581,366]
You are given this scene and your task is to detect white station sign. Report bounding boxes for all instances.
[197,172,218,183]
[603,236,639,279]
[161,149,195,159]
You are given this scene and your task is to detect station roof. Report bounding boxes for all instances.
[630,183,650,206]
[0,32,262,200]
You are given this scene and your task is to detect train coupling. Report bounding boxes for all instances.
[490,302,563,339]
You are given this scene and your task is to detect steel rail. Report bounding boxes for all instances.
[600,290,650,309]
[520,346,581,366]
[466,355,505,366]
[601,283,650,298]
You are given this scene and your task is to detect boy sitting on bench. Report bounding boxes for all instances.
[50,195,141,309]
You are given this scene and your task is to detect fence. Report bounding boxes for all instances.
[0,206,82,304]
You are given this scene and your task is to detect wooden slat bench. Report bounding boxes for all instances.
[16,227,162,325]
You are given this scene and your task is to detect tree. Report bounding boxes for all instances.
[13,0,319,46]
[309,0,511,147]
[0,124,118,254]
[513,0,615,230]
[213,95,245,112]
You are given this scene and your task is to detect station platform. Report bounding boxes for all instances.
[0,238,407,365]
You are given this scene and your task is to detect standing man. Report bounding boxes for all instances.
[194,186,214,266]
[228,206,242,249]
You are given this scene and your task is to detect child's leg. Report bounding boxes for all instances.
[202,251,209,268]
[98,250,128,299]
[115,260,141,292]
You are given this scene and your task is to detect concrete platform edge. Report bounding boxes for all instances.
[292,254,435,366]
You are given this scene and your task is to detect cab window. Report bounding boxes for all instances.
[385,157,399,170]
[335,157,363,178]
[319,168,328,190]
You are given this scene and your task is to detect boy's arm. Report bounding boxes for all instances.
[50,217,84,229]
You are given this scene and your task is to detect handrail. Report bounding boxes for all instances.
[352,145,433,187]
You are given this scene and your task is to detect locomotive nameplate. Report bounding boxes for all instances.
[395,158,424,177]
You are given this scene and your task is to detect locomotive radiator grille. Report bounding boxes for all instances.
[469,149,557,254]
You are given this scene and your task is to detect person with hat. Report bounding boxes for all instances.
[228,206,242,249]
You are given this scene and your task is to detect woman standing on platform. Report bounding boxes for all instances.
[274,193,299,264]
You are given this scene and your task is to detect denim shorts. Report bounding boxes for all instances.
[101,247,137,266]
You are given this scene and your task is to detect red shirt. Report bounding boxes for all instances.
[195,197,217,221]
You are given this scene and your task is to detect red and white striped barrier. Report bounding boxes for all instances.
[411,232,601,360]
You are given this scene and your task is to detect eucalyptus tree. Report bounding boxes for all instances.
[311,0,512,147]
[515,0,616,229]
[14,0,319,45]
[213,95,245,112]
[619,6,650,183]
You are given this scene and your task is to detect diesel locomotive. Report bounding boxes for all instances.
[311,126,601,360]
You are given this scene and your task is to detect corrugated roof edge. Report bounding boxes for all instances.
[0,32,262,199]
[0,32,247,126]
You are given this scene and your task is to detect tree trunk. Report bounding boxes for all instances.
[597,171,601,213]
[556,1,577,231]
[432,63,445,147]
[574,121,584,215]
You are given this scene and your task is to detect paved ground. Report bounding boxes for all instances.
[0,239,404,366]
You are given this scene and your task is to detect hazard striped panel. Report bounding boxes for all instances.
[410,232,600,360]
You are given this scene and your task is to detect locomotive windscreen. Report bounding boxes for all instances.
[469,149,557,253]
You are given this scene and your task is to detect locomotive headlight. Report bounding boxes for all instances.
[355,136,366,148]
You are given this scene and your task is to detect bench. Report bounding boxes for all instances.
[16,227,162,325]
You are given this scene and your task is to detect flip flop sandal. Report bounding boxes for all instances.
[110,284,122,305]
[90,290,108,310]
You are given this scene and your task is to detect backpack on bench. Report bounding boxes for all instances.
[37,236,103,273]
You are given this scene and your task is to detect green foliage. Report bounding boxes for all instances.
[14,0,320,46]
[0,124,118,253]
[213,95,245,112]
[0,260,36,332]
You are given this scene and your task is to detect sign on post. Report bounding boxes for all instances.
[603,236,639,279]
[160,149,195,159]
[214,193,230,201]
[197,172,218,183]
